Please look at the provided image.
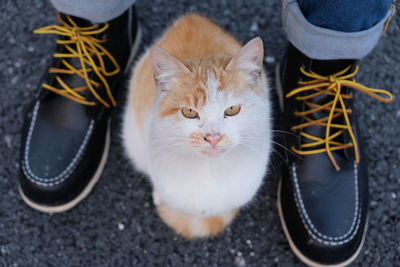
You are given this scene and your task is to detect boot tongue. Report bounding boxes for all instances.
[48,14,109,104]
[60,13,94,28]
[310,59,354,76]
[40,15,98,124]
[301,59,355,151]
[59,14,96,92]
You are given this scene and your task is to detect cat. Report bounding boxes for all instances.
[122,14,272,238]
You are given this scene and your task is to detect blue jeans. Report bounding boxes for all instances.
[282,0,394,59]
[298,0,393,32]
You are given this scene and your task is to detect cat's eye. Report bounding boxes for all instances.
[181,108,199,119]
[224,105,241,117]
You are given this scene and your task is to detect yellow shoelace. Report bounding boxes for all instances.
[34,14,120,107]
[286,65,393,171]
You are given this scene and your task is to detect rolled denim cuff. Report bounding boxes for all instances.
[282,0,393,60]
[50,0,136,23]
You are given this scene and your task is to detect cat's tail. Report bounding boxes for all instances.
[157,203,238,238]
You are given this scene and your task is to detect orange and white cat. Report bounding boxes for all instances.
[122,14,271,238]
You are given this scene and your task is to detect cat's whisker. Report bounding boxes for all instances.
[269,147,290,170]
[149,141,185,148]
[242,128,270,135]
[271,140,303,161]
[268,146,293,174]
[238,142,260,152]
[241,134,266,139]
[152,149,182,160]
[268,161,278,180]
[240,136,266,144]
[151,145,185,156]
[148,136,187,143]
[148,137,187,146]
[270,129,299,138]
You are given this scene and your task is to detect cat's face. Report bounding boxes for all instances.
[150,38,270,158]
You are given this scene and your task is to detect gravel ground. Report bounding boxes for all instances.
[1,0,399,266]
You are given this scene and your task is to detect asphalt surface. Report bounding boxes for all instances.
[1,0,399,266]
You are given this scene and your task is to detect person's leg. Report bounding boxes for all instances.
[298,0,393,32]
[282,0,394,59]
[277,1,394,267]
[50,0,136,23]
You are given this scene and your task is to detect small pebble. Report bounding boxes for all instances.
[11,76,19,85]
[250,21,258,32]
[234,255,246,267]
[118,223,125,231]
[246,239,252,248]
[4,135,12,148]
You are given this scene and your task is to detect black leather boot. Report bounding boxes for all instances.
[276,44,393,266]
[19,6,141,213]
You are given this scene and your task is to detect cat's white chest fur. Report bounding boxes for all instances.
[123,95,271,217]
[149,143,270,217]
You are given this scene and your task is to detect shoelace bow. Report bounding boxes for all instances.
[34,14,120,107]
[286,65,393,171]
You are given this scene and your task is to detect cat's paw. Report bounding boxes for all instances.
[156,204,238,239]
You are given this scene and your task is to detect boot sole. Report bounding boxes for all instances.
[275,63,366,267]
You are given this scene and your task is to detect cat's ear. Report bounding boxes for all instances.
[225,37,264,80]
[150,46,191,92]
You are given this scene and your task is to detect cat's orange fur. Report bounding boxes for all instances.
[157,204,239,238]
[128,14,243,126]
[127,14,257,238]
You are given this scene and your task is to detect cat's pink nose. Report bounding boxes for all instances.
[204,133,222,147]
